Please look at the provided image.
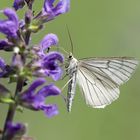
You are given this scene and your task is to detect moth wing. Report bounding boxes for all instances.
[77,57,138,108]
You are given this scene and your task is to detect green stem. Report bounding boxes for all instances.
[25,30,31,45]
[2,77,24,140]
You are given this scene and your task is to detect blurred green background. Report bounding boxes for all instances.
[0,0,140,140]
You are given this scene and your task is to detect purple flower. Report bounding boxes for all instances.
[32,51,64,81]
[19,78,61,118]
[42,0,70,21]
[0,8,19,38]
[0,40,10,50]
[41,33,59,51]
[40,104,59,118]
[0,40,8,50]
[37,33,59,57]
[0,57,14,78]
[5,122,26,139]
[0,57,6,77]
[13,0,25,10]
[43,52,64,80]
[0,39,14,51]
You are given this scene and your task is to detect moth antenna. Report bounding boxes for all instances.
[58,46,69,55]
[66,24,74,54]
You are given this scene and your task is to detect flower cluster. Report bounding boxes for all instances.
[0,0,70,139]
[18,78,61,118]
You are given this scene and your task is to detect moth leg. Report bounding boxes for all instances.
[60,94,67,103]
[61,73,68,80]
[61,77,73,106]
[61,77,73,92]
[61,65,70,80]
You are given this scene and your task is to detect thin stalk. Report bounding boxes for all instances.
[25,30,31,45]
[2,77,24,140]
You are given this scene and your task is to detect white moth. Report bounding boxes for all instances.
[66,54,139,112]
[64,26,139,112]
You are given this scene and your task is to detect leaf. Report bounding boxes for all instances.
[0,97,15,104]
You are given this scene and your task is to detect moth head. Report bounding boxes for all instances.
[68,52,73,59]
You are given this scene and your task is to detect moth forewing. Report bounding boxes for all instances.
[79,57,139,85]
[76,57,139,108]
[66,56,138,111]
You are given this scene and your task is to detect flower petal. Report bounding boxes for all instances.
[42,52,64,80]
[43,51,64,63]
[42,104,59,118]
[13,0,25,10]
[0,40,9,50]
[3,8,18,27]
[25,78,46,95]
[43,0,55,14]
[42,0,70,21]
[5,122,26,139]
[54,0,70,16]
[19,80,60,118]
[49,66,63,81]
[40,33,59,51]
[0,57,6,77]
[37,84,61,97]
[0,8,18,37]
[0,21,17,38]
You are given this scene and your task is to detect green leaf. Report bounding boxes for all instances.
[0,98,15,104]
[28,19,43,33]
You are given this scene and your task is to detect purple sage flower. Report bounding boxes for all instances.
[0,40,9,50]
[0,57,14,78]
[13,0,25,10]
[0,39,13,51]
[19,78,61,118]
[42,52,64,80]
[41,33,58,50]
[42,0,70,21]
[5,122,26,139]
[0,57,6,77]
[37,33,59,57]
[32,51,64,81]
[0,8,19,38]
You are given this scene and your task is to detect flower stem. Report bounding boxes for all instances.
[25,31,31,45]
[2,77,24,140]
